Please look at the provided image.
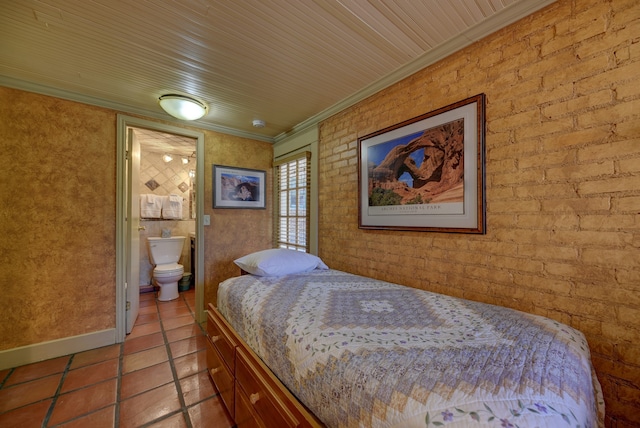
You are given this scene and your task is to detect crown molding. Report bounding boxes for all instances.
[0,75,275,143]
[274,0,556,144]
[0,0,555,146]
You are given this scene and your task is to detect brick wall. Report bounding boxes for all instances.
[317,0,640,426]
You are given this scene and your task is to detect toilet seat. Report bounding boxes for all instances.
[154,263,183,277]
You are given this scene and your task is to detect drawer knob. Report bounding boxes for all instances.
[210,367,221,375]
[250,392,261,405]
[210,335,221,342]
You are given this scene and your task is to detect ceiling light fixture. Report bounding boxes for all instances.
[162,154,173,163]
[252,119,265,128]
[159,94,207,121]
[182,157,189,164]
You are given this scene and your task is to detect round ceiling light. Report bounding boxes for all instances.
[158,94,207,121]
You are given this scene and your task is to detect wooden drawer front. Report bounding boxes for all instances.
[207,308,237,372]
[236,347,299,428]
[206,339,235,416]
[235,383,266,428]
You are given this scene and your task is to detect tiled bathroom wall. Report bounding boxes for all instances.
[139,150,195,287]
[139,150,193,217]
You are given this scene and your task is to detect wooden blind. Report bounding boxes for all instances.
[273,152,311,252]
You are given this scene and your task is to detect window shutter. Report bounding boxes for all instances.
[274,152,311,252]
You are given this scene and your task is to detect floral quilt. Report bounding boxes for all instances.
[217,269,604,428]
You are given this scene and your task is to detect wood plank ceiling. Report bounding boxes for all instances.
[0,0,555,141]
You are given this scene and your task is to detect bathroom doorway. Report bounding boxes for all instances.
[116,115,205,342]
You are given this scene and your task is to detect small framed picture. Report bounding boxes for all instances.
[213,165,266,209]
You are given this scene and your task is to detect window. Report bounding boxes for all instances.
[274,152,311,252]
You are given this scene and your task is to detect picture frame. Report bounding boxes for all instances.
[358,94,486,233]
[213,165,266,209]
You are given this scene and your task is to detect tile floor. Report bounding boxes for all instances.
[0,289,235,428]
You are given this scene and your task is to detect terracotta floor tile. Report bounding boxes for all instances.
[159,305,192,319]
[70,344,121,370]
[140,292,156,302]
[48,378,117,426]
[0,373,61,413]
[165,323,204,343]
[146,411,188,428]
[179,371,216,407]
[127,321,162,339]
[123,332,164,355]
[61,359,119,394]
[0,368,10,384]
[122,346,168,374]
[173,349,208,380]
[139,301,158,310]
[162,315,195,331]
[157,303,188,315]
[187,396,234,428]
[136,311,160,325]
[0,398,51,428]
[158,299,188,309]
[56,405,115,428]
[169,335,207,359]
[158,297,187,312]
[140,293,158,308]
[119,382,181,428]
[120,361,174,400]
[2,290,237,428]
[4,356,69,386]
[139,304,158,315]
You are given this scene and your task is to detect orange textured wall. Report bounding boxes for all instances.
[317,1,640,426]
[202,131,273,307]
[0,87,117,349]
[0,87,273,354]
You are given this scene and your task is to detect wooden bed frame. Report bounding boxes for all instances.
[206,303,324,427]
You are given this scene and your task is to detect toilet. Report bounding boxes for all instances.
[147,236,185,301]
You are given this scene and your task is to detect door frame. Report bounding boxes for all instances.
[125,127,141,334]
[116,115,206,342]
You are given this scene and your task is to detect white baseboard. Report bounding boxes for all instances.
[0,329,118,371]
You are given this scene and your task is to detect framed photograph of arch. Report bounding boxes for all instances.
[213,165,266,209]
[358,94,485,233]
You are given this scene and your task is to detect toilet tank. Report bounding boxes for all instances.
[148,236,186,265]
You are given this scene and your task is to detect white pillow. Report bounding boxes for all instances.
[234,248,329,277]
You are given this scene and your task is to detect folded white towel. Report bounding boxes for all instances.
[140,194,162,218]
[162,194,183,219]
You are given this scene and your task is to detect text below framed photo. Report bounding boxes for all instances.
[358,94,486,233]
[213,165,266,209]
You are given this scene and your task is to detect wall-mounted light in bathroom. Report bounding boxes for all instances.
[189,169,195,179]
[182,157,189,164]
[162,154,173,163]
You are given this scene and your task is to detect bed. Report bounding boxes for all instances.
[207,249,604,428]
